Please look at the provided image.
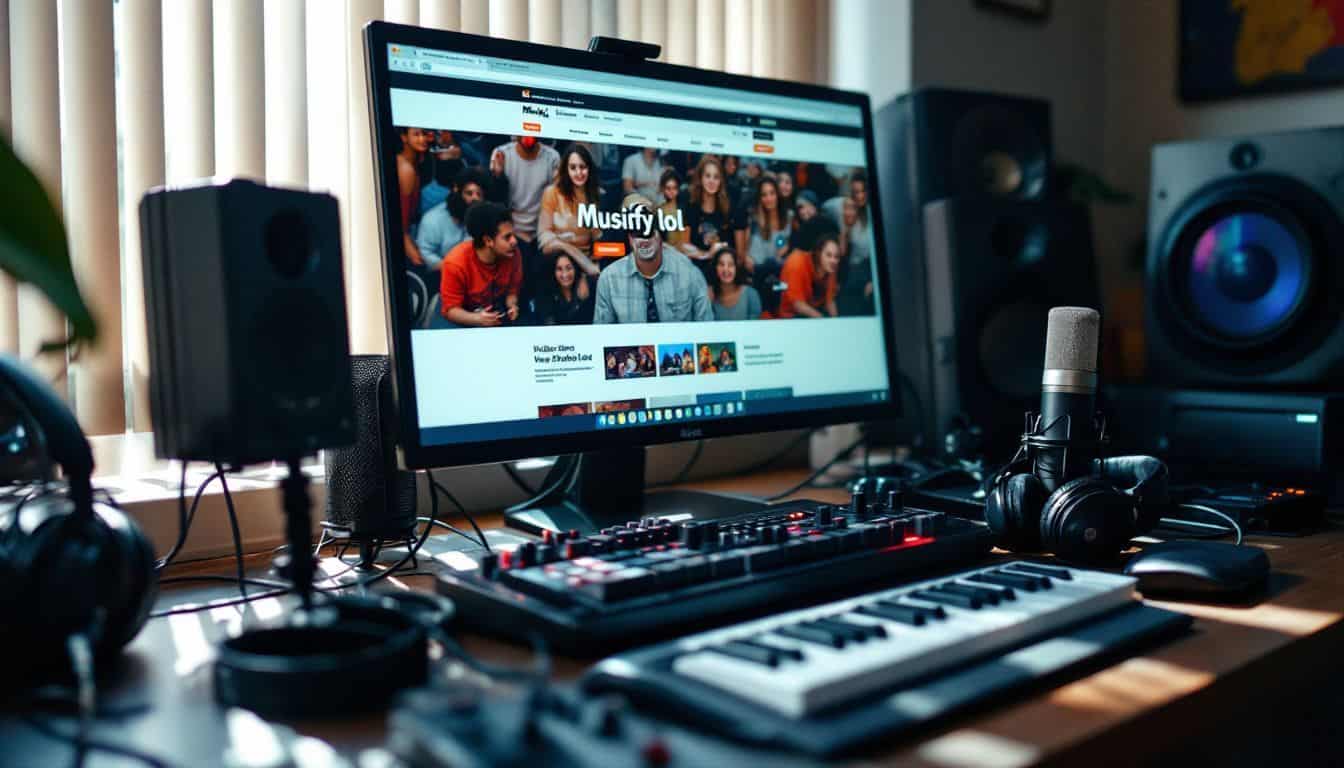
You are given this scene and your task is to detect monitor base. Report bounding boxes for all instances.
[503,447,768,535]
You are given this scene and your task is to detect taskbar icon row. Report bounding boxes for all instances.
[596,401,744,428]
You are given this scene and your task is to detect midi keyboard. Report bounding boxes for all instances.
[584,561,1191,756]
[437,497,997,652]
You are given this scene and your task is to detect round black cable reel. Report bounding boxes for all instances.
[214,593,435,720]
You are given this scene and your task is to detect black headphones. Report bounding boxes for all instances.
[984,454,1169,563]
[0,356,157,680]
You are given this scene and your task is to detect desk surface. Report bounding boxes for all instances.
[10,468,1344,767]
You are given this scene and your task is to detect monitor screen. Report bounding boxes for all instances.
[367,24,899,468]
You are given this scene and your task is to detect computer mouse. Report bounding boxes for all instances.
[1122,540,1269,599]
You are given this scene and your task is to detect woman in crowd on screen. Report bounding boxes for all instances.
[744,176,792,274]
[710,249,763,322]
[778,232,841,318]
[658,168,689,248]
[539,143,604,276]
[534,252,593,325]
[397,126,431,267]
[680,155,744,267]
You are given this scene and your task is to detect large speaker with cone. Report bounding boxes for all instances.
[874,88,1100,452]
[1146,127,1344,389]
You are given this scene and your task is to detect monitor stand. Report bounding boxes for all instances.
[503,447,769,535]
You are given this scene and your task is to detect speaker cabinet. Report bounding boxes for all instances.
[324,354,417,543]
[875,88,1090,450]
[922,198,1100,446]
[1146,127,1344,388]
[141,179,355,464]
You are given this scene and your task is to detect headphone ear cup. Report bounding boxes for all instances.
[1039,478,1135,564]
[90,502,158,657]
[985,473,1047,551]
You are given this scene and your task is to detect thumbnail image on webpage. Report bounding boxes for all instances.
[392,128,877,331]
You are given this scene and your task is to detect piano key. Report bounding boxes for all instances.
[707,641,780,668]
[1010,562,1073,580]
[909,588,982,610]
[810,618,872,643]
[954,579,1015,601]
[775,624,846,648]
[879,599,946,620]
[938,581,1001,605]
[740,638,805,661]
[969,571,1040,591]
[826,616,888,639]
[998,568,1054,588]
[855,602,929,625]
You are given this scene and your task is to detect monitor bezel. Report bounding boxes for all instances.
[364,20,903,470]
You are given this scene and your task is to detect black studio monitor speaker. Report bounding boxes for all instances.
[324,354,418,553]
[1147,127,1344,389]
[141,179,356,464]
[875,88,1099,451]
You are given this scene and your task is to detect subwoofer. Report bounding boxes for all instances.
[141,179,356,464]
[1146,127,1344,388]
[875,88,1097,452]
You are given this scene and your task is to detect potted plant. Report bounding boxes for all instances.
[0,135,98,353]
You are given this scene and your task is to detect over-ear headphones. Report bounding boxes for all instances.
[985,454,1169,563]
[0,355,157,682]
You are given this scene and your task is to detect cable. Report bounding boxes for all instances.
[762,434,867,502]
[420,517,486,548]
[350,478,439,590]
[154,463,191,571]
[215,463,248,601]
[430,475,490,550]
[158,575,291,590]
[500,461,538,497]
[735,429,816,477]
[149,588,292,619]
[21,716,173,768]
[512,454,579,510]
[666,440,705,485]
[1161,503,1243,545]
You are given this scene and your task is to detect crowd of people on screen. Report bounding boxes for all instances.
[395,128,875,328]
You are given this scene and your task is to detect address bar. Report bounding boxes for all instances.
[416,58,849,125]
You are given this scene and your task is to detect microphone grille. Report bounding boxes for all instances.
[1043,306,1100,372]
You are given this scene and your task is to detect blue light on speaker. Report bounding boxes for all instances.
[1186,212,1307,340]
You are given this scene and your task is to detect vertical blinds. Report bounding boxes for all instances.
[0,0,827,436]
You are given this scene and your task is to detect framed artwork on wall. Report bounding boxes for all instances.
[1181,0,1344,102]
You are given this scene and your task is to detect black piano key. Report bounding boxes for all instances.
[1008,562,1072,580]
[829,616,888,639]
[938,581,1001,605]
[956,580,1015,601]
[968,571,1039,592]
[910,588,982,610]
[855,602,927,626]
[999,568,1054,589]
[880,599,946,620]
[775,624,846,648]
[741,638,805,661]
[707,641,779,667]
[809,618,870,642]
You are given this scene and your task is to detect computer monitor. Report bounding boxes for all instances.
[365,22,900,532]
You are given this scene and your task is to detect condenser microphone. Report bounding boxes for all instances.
[1033,306,1101,492]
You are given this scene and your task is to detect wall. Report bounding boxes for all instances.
[909,1,1107,171]
[829,0,912,107]
[1099,0,1344,333]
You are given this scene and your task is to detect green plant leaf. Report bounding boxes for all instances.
[0,136,98,351]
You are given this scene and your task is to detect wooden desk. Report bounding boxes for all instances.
[8,469,1344,767]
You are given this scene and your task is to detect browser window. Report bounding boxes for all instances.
[383,42,889,447]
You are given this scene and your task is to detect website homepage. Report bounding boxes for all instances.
[385,45,891,446]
